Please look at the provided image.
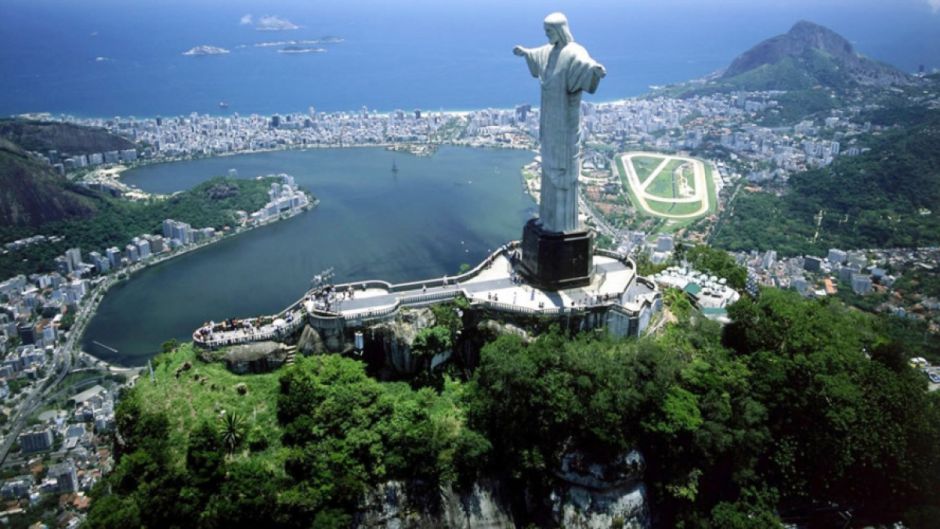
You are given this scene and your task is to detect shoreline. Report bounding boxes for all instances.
[74,194,318,370]
[99,142,537,190]
[11,96,629,123]
[75,144,541,368]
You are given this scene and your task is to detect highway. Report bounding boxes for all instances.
[0,274,103,464]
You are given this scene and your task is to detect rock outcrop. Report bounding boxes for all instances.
[296,324,327,355]
[222,341,289,373]
[357,480,513,529]
[369,308,436,374]
[552,450,649,529]
[354,451,649,528]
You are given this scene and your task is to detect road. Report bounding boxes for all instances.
[0,340,73,465]
[579,192,618,239]
[0,275,102,464]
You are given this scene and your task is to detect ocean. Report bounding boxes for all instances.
[2,0,939,118]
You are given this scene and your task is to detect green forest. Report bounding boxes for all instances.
[712,111,940,256]
[0,177,277,278]
[80,289,940,529]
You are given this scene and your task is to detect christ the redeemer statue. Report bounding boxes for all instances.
[514,12,606,233]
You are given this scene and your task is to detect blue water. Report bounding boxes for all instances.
[81,146,535,365]
[2,0,939,117]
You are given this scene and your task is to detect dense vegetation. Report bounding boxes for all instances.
[756,88,841,126]
[84,288,940,528]
[722,51,852,93]
[85,346,483,529]
[0,177,276,278]
[713,111,940,256]
[675,244,748,289]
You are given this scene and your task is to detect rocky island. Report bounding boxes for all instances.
[182,45,231,56]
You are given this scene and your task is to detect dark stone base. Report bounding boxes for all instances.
[517,219,593,290]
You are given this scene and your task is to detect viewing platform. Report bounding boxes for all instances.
[193,243,661,349]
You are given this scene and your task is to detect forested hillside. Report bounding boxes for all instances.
[82,290,940,529]
[0,178,276,278]
[713,111,940,255]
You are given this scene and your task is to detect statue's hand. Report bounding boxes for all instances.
[513,45,527,57]
[593,64,607,78]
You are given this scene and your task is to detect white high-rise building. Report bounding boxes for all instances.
[65,248,83,270]
[106,247,122,269]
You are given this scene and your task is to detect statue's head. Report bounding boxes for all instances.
[543,12,574,46]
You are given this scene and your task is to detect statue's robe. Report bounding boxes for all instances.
[523,41,604,233]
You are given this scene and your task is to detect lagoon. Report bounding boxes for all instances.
[81,146,535,366]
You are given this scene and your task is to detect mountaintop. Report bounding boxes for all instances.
[720,20,910,89]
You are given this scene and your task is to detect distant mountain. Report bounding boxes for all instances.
[0,138,97,227]
[0,119,133,158]
[0,118,138,229]
[720,21,910,90]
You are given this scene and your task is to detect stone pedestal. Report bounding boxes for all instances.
[518,219,593,290]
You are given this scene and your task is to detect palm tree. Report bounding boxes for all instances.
[219,411,245,455]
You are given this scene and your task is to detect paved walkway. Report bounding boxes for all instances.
[317,254,651,318]
[198,249,660,348]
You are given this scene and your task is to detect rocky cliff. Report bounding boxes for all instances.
[353,450,650,529]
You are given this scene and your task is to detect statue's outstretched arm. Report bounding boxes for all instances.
[514,46,542,78]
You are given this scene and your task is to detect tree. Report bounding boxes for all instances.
[663,287,694,322]
[83,493,142,529]
[678,244,747,289]
[200,460,283,529]
[219,411,245,455]
[59,311,75,332]
[706,488,784,529]
[89,398,195,529]
[186,421,224,490]
[721,289,940,522]
[412,325,452,358]
[276,355,470,523]
[465,331,650,489]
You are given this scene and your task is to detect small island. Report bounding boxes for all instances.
[255,38,342,48]
[278,46,326,55]
[182,45,230,56]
